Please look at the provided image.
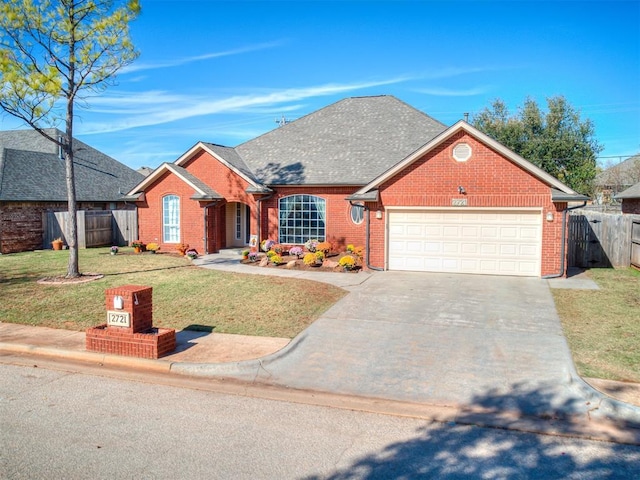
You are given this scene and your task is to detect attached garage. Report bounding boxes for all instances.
[387,209,542,276]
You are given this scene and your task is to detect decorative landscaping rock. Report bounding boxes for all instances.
[259,257,269,267]
[286,260,297,269]
[323,259,338,269]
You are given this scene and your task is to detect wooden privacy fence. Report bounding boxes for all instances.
[43,210,137,249]
[568,209,636,268]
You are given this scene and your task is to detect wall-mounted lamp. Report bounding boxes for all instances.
[376,210,383,219]
[113,295,124,310]
[546,212,554,222]
[457,186,466,195]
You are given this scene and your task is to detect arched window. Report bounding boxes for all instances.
[278,194,326,244]
[163,195,180,243]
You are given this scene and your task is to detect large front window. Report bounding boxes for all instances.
[163,195,180,243]
[278,194,326,244]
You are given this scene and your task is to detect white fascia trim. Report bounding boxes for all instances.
[384,206,543,213]
[126,163,208,197]
[177,142,262,191]
[354,121,579,197]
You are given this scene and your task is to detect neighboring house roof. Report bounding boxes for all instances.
[0,128,143,202]
[595,154,640,189]
[349,121,588,201]
[615,181,640,199]
[236,95,447,185]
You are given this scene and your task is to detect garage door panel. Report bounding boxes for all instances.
[388,210,541,277]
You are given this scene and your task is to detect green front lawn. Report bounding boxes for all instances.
[553,268,640,383]
[0,248,346,338]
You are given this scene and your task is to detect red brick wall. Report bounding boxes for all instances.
[137,150,259,253]
[622,199,640,214]
[259,186,365,252]
[0,201,127,254]
[368,132,566,276]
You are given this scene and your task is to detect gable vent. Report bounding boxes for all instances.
[453,142,471,162]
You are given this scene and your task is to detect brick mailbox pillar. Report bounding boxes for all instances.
[86,285,176,359]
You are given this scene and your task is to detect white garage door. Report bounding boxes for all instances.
[388,210,542,276]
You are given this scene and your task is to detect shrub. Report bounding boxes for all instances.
[303,253,318,266]
[339,255,356,270]
[289,246,304,258]
[304,239,318,252]
[146,242,160,252]
[261,239,275,252]
[316,241,331,253]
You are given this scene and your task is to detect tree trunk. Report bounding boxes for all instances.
[63,131,80,278]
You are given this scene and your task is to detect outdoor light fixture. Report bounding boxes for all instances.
[546,212,554,222]
[113,295,124,310]
[376,210,383,219]
[458,186,466,194]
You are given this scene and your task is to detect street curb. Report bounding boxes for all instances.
[0,342,173,373]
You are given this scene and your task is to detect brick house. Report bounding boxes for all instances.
[0,129,143,254]
[128,95,587,277]
[615,182,640,214]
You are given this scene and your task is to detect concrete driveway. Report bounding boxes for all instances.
[178,268,638,422]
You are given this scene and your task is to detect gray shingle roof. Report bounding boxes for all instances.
[168,164,223,200]
[0,128,143,202]
[595,154,640,188]
[615,181,640,199]
[235,95,447,185]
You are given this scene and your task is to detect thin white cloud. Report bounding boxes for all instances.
[414,86,490,97]
[120,41,285,74]
[80,76,413,134]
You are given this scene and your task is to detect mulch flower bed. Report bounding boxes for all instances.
[242,252,362,273]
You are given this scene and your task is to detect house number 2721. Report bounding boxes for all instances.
[107,310,131,328]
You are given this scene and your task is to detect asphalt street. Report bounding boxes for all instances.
[1,362,639,479]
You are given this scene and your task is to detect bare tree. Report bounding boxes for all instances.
[0,0,140,277]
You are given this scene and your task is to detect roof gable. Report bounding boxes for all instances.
[127,163,223,200]
[236,95,447,186]
[351,121,585,200]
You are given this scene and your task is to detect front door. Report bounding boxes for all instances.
[226,202,250,247]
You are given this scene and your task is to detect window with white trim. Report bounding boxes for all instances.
[163,195,180,243]
[350,203,364,225]
[278,194,326,244]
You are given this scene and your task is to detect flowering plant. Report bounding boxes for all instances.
[303,252,319,266]
[316,241,331,253]
[261,239,275,252]
[186,249,198,259]
[338,255,356,270]
[110,246,119,254]
[146,242,160,252]
[176,243,189,255]
[131,240,144,248]
[266,250,277,259]
[315,250,324,262]
[248,252,259,262]
[270,254,284,265]
[289,246,304,258]
[304,239,318,252]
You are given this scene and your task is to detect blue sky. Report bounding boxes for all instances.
[2,0,639,171]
